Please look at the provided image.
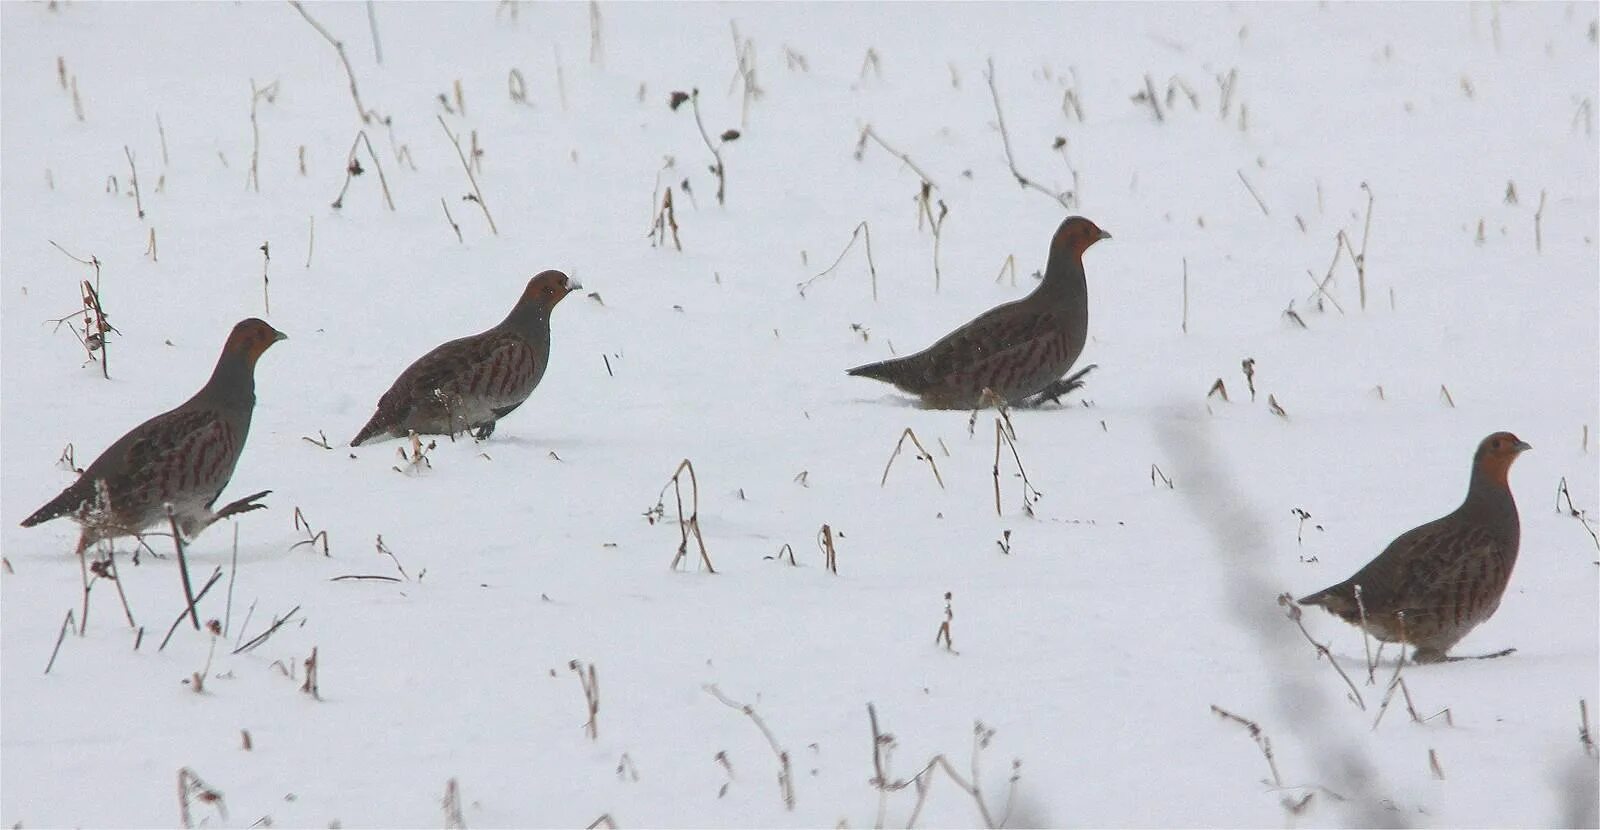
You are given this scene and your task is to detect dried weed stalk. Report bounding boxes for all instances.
[880,427,945,489]
[799,220,877,300]
[705,684,795,811]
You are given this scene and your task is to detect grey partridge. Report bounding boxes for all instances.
[1298,432,1530,663]
[350,270,579,446]
[21,318,287,553]
[847,215,1110,409]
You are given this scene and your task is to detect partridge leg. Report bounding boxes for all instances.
[1021,364,1098,408]
[1441,648,1517,662]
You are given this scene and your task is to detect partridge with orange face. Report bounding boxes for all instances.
[351,270,579,445]
[21,318,287,553]
[1298,432,1530,663]
[847,215,1110,409]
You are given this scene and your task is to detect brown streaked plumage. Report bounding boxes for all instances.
[21,318,287,552]
[1298,432,1530,663]
[847,215,1110,409]
[350,270,579,446]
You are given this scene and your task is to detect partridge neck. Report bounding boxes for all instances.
[1035,250,1088,301]
[198,351,256,405]
[1461,462,1518,527]
[499,303,552,334]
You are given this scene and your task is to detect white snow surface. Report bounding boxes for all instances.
[3,2,1598,827]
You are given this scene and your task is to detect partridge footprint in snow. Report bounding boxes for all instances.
[351,270,580,446]
[847,215,1110,409]
[1298,432,1530,664]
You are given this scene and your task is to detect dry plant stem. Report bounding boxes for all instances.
[124,146,144,218]
[704,684,796,811]
[332,130,395,210]
[1140,73,1165,122]
[554,45,569,111]
[880,427,946,489]
[167,507,201,631]
[1354,584,1376,684]
[247,81,264,192]
[1277,594,1366,710]
[260,242,271,316]
[799,221,877,300]
[664,459,715,572]
[1237,169,1270,216]
[1580,699,1595,757]
[289,1,375,125]
[1356,183,1374,310]
[158,567,223,651]
[925,196,949,291]
[984,59,1071,208]
[1209,705,1283,787]
[105,547,137,628]
[177,767,228,828]
[1535,189,1546,254]
[224,525,239,637]
[232,604,302,654]
[995,253,1016,286]
[301,646,321,699]
[438,115,498,234]
[819,524,839,574]
[572,660,600,739]
[365,0,383,63]
[992,418,1041,517]
[1181,257,1189,333]
[49,241,111,379]
[157,112,169,166]
[305,215,315,267]
[855,124,940,190]
[586,815,617,830]
[44,609,77,674]
[440,778,466,830]
[896,731,1011,830]
[688,90,727,205]
[440,197,463,243]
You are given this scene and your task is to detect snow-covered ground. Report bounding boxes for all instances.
[3,2,1597,827]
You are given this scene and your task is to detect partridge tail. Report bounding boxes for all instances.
[847,358,909,384]
[1297,584,1355,618]
[349,413,394,447]
[21,481,89,527]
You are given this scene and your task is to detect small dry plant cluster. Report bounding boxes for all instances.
[645,459,715,572]
[47,242,117,378]
[866,704,1021,829]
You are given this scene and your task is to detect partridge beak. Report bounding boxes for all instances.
[274,330,289,342]
[565,277,583,292]
[1513,439,1531,452]
[1097,229,1113,240]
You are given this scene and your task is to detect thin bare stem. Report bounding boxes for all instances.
[438,116,497,234]
[855,124,940,190]
[167,506,201,631]
[1277,594,1365,710]
[124,146,144,218]
[984,59,1071,208]
[705,684,795,811]
[365,0,383,64]
[687,89,727,205]
[1237,169,1269,216]
[289,0,376,125]
[1209,705,1283,787]
[798,221,877,300]
[880,427,946,489]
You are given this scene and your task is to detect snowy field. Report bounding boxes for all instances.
[3,2,1598,827]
